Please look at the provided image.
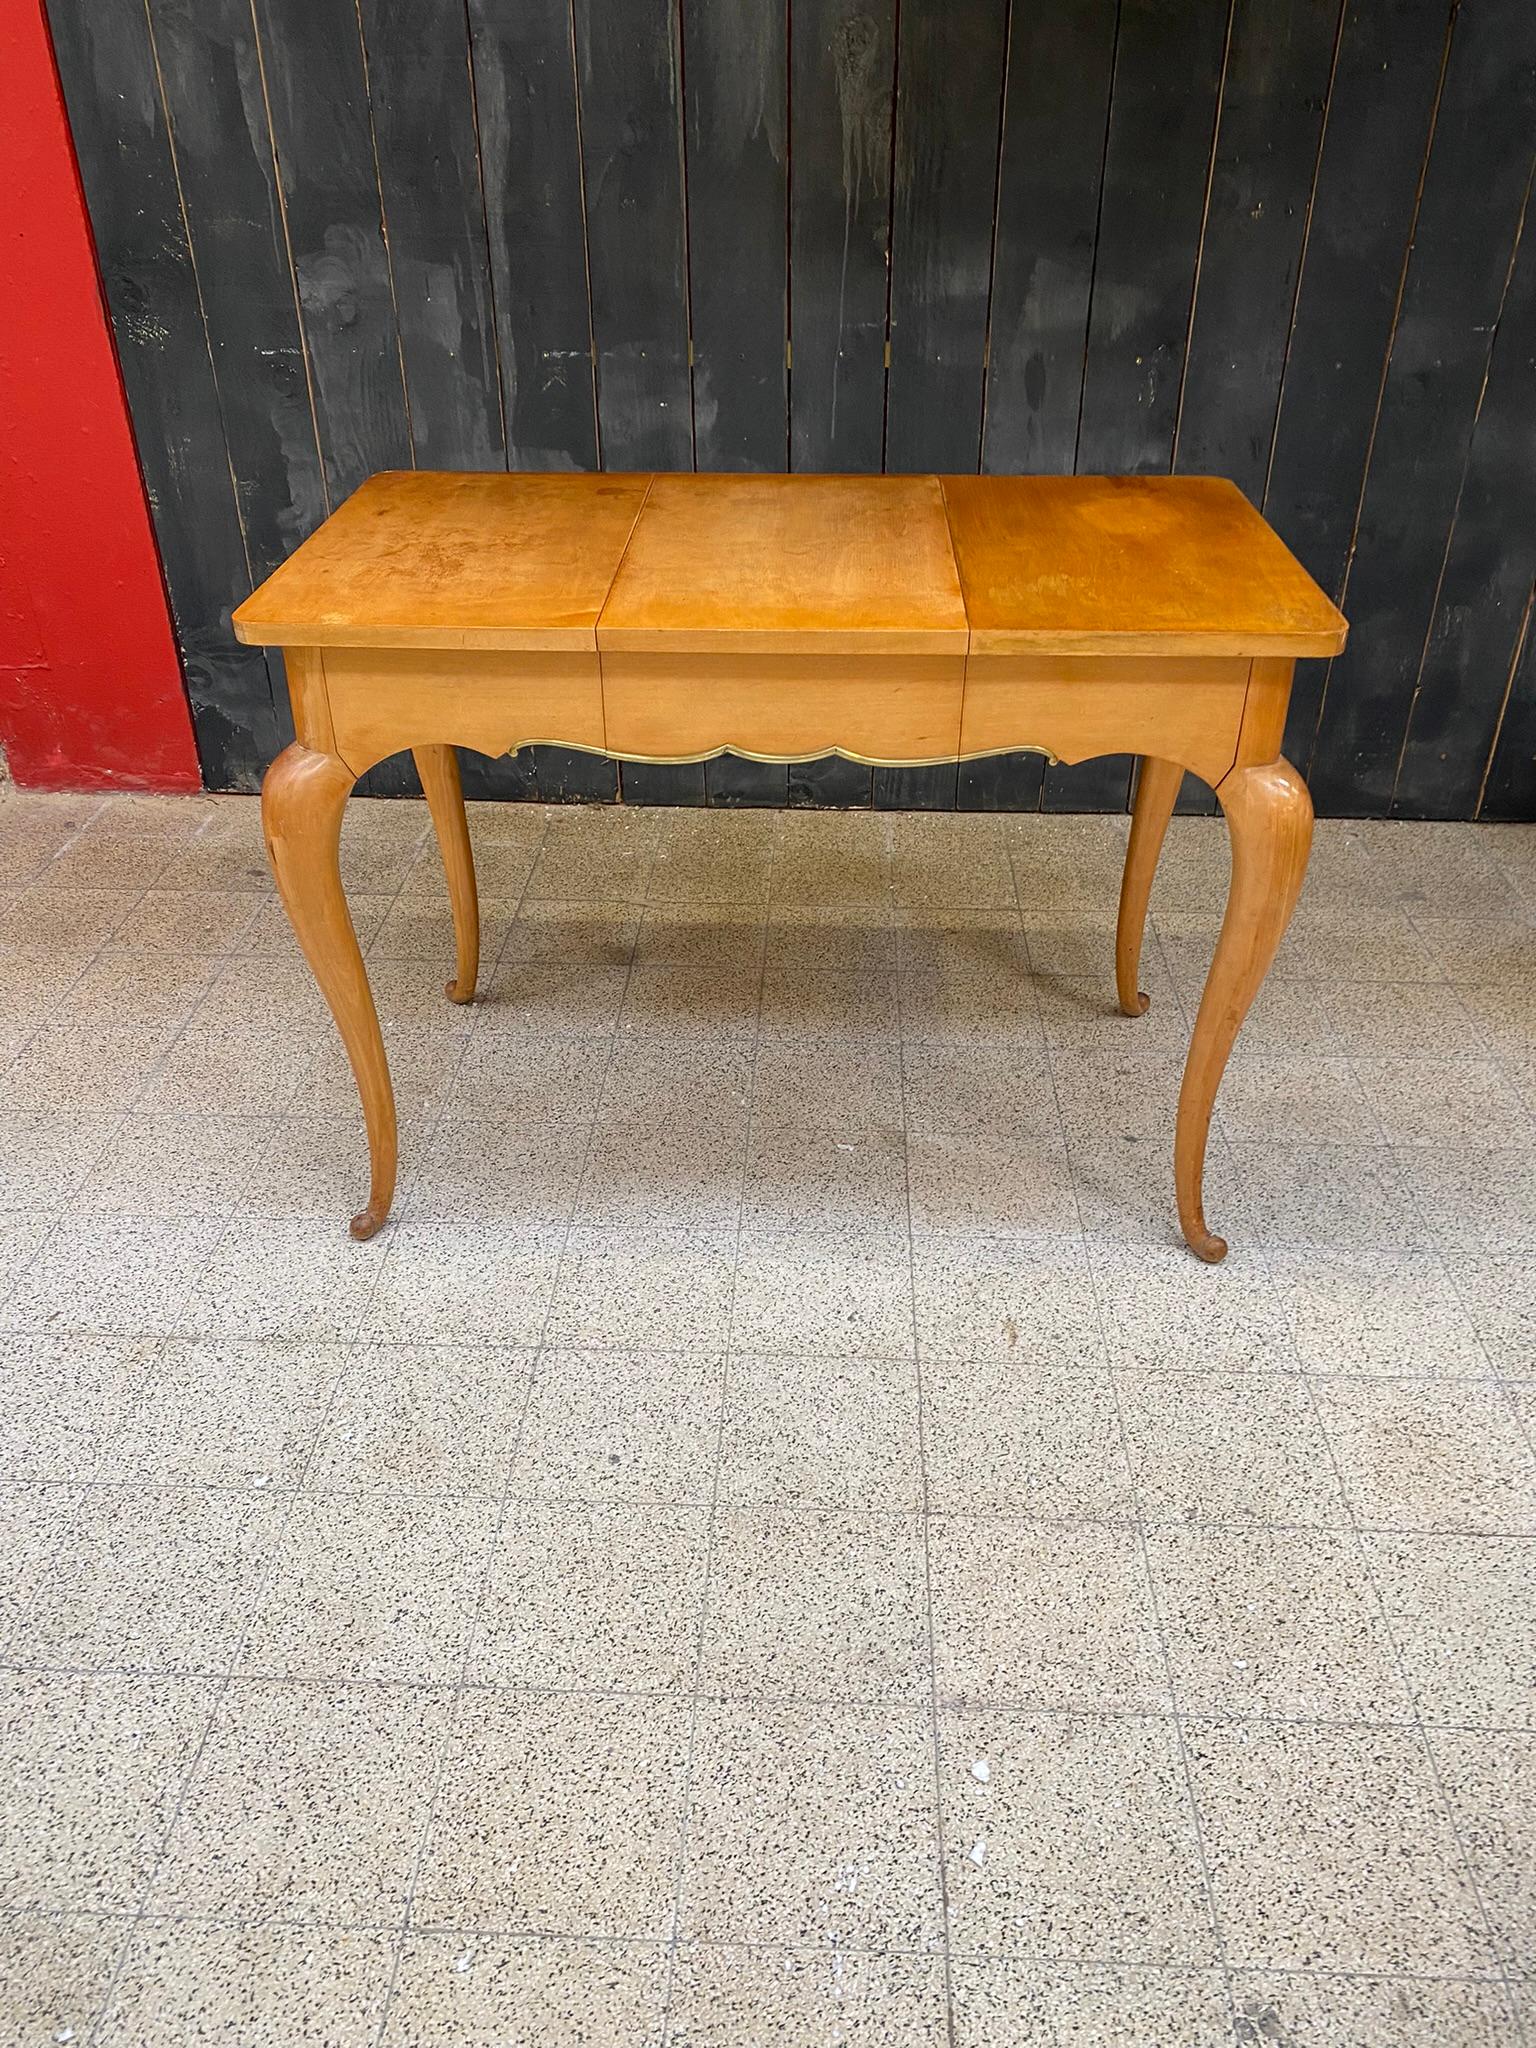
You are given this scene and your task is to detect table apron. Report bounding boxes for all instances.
[300,644,1273,790]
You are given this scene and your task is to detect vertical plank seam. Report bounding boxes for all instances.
[787,0,802,470]
[1071,0,1124,475]
[1173,0,1235,818]
[1171,0,1235,831]
[673,0,700,473]
[1302,0,1460,778]
[1475,573,1536,816]
[679,0,709,794]
[878,0,904,473]
[1170,0,1239,476]
[461,0,511,467]
[975,0,1016,476]
[1062,0,1125,815]
[138,0,255,588]
[246,0,333,518]
[350,0,417,465]
[1259,0,1349,513]
[960,0,1036,808]
[139,0,292,784]
[566,0,606,470]
[1389,150,1536,813]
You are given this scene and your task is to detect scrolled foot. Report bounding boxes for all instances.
[446,977,475,1006]
[1122,989,1151,1018]
[1177,1182,1228,1263]
[350,1204,390,1242]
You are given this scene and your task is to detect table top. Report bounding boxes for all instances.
[941,475,1346,656]
[231,471,653,652]
[234,470,1347,659]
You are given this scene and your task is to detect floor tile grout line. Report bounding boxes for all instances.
[440,834,690,1140]
[1095,1362,1243,2031]
[9,786,114,856]
[365,1365,539,2039]
[656,843,769,2048]
[13,1178,1536,1261]
[1036,885,1249,2026]
[1496,1374,1536,1470]
[6,795,158,909]
[0,1327,180,1623]
[1338,1041,1517,1153]
[8,1889,1529,1983]
[1297,1371,1532,2039]
[6,1298,1536,1392]
[653,1339,734,2037]
[78,1291,371,2048]
[368,804,631,2047]
[1438,1248,1536,1469]
[0,1467,107,1665]
[6,1466,1536,1544]
[9,1648,1536,1736]
[1027,855,1235,2023]
[893,908,962,2048]
[1042,831,1245,2036]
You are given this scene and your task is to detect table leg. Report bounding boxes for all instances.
[413,744,480,1004]
[1175,756,1312,1262]
[261,742,398,1240]
[1116,756,1183,1016]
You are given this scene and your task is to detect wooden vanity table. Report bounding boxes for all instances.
[235,470,1346,1260]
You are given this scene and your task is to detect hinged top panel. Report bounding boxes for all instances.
[941,474,1347,656]
[596,473,970,656]
[233,471,653,652]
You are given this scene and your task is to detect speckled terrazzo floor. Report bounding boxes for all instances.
[1,787,1535,2046]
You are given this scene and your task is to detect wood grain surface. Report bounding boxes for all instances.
[237,469,1347,666]
[234,471,652,650]
[941,475,1347,654]
[597,473,967,654]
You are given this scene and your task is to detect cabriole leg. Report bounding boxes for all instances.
[1116,756,1183,1016]
[413,744,480,1003]
[261,742,398,1240]
[1175,756,1313,1262]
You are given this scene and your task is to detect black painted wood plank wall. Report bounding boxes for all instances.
[46,0,1536,820]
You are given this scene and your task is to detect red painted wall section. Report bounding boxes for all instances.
[0,0,201,792]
